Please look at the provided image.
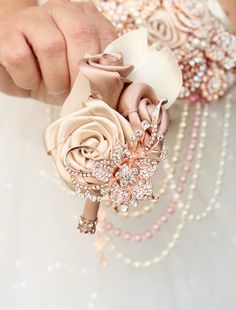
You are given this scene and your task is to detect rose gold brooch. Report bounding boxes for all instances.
[63,99,168,214]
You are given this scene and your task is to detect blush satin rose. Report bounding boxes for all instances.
[44,100,134,188]
[118,82,169,136]
[79,53,133,109]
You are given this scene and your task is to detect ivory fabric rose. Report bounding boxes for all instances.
[44,100,134,188]
[146,8,187,49]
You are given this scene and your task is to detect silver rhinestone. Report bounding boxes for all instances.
[141,120,151,130]
[135,130,144,138]
[119,204,129,213]
[130,199,138,208]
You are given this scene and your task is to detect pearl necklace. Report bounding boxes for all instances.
[98,95,231,267]
[101,103,204,241]
[43,85,232,269]
[104,102,190,219]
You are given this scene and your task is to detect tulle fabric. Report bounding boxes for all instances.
[0,91,236,310]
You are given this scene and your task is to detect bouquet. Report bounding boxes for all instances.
[44,29,183,234]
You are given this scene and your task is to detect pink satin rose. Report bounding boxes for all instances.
[79,52,133,109]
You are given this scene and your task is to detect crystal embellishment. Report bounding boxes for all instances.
[141,120,151,130]
[64,100,167,212]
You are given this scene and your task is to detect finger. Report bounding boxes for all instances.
[90,12,117,52]
[19,12,70,96]
[30,79,69,105]
[0,65,30,97]
[52,3,101,85]
[0,32,40,90]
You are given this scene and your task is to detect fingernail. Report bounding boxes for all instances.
[47,89,69,97]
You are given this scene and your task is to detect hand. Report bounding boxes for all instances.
[220,0,236,32]
[0,0,117,104]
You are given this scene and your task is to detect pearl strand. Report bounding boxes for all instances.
[102,97,231,267]
[178,105,209,218]
[163,102,209,210]
[107,102,190,219]
[105,210,187,268]
[102,104,203,242]
[186,94,231,221]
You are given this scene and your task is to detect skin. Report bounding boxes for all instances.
[220,0,236,32]
[0,0,117,104]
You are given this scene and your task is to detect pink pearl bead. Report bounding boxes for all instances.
[180,175,186,183]
[195,109,202,116]
[177,186,183,193]
[193,120,200,128]
[189,143,195,150]
[191,131,198,139]
[161,215,167,223]
[133,234,141,242]
[187,154,193,161]
[105,223,113,231]
[145,231,153,239]
[123,233,131,241]
[183,165,190,172]
[167,207,175,214]
[114,229,121,236]
[152,223,160,231]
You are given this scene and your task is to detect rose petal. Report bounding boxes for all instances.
[45,100,133,155]
[105,28,148,69]
[61,71,91,117]
[128,48,183,109]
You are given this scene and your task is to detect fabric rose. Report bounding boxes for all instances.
[44,100,134,188]
[66,55,170,144]
[61,29,182,117]
[79,53,133,109]
[79,54,169,141]
[76,54,169,145]
[146,7,187,49]
[118,82,169,138]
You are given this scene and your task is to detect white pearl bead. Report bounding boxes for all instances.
[188,214,194,221]
[133,261,141,268]
[206,206,213,212]
[161,250,168,257]
[173,233,180,240]
[195,215,201,221]
[125,258,131,265]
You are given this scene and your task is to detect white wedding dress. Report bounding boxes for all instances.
[0,1,236,310]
